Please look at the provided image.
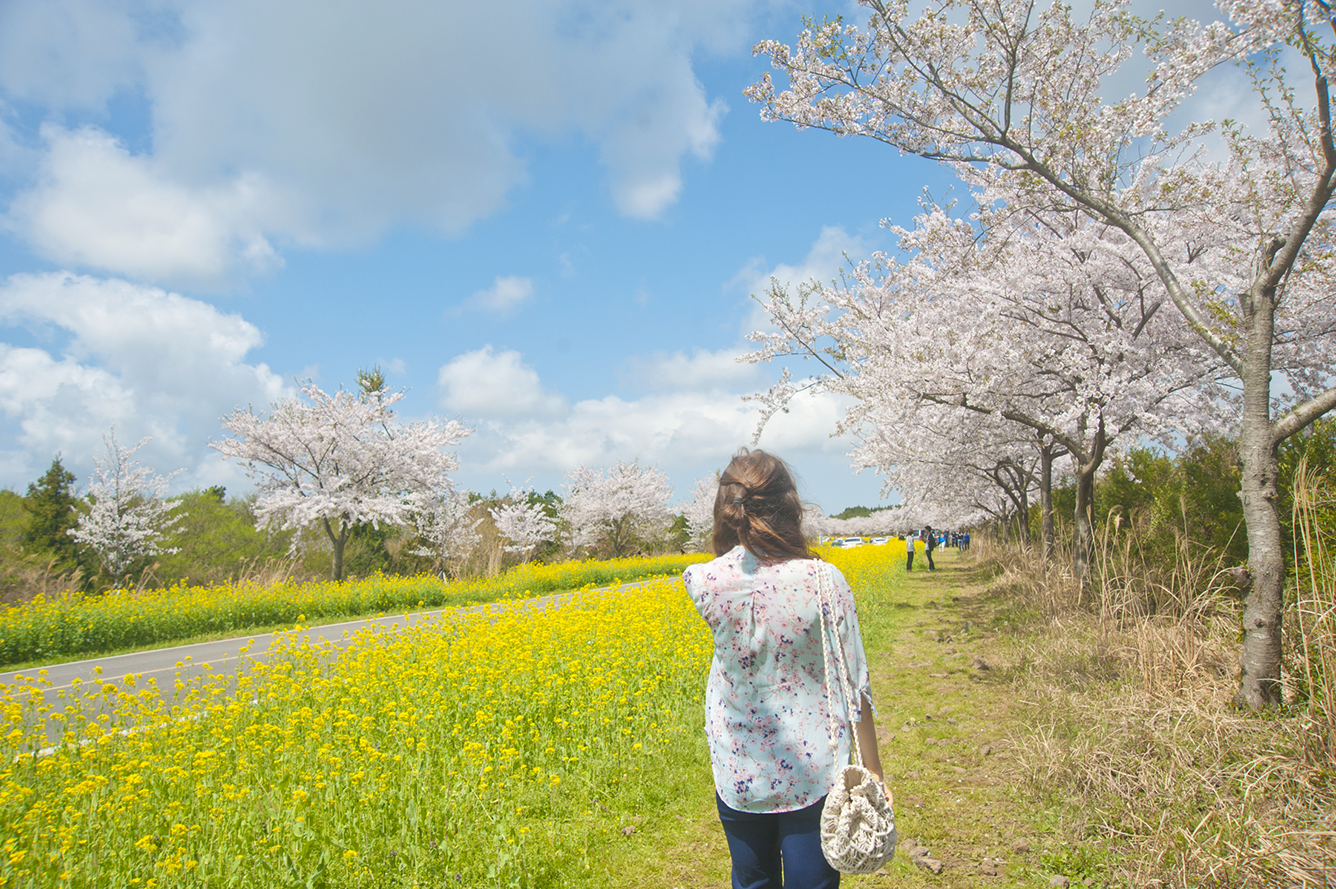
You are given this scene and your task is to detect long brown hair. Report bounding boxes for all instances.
[712,448,815,562]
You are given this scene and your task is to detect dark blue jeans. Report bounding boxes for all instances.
[716,794,839,889]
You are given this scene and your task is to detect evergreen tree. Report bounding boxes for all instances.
[22,456,79,569]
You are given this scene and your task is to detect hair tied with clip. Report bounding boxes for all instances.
[710,448,814,563]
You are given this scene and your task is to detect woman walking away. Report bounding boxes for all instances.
[684,448,883,889]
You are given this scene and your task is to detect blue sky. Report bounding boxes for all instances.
[0,0,1233,514]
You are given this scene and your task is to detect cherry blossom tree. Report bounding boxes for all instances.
[822,511,907,537]
[750,0,1336,706]
[803,505,834,540]
[748,196,1218,580]
[71,429,184,589]
[681,475,719,552]
[412,489,482,578]
[857,404,1047,545]
[490,481,557,563]
[212,378,470,580]
[561,461,673,557]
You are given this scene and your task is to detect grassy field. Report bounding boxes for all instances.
[638,544,1333,888]
[649,546,1077,889]
[3,544,1327,887]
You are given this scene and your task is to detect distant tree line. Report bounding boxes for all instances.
[0,374,705,600]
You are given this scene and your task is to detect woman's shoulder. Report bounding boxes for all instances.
[684,546,749,584]
[790,556,849,591]
[757,554,839,583]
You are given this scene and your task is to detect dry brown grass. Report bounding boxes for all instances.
[968,518,1336,887]
[1292,457,1336,771]
[0,552,83,605]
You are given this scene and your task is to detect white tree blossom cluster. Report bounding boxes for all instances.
[489,482,557,562]
[808,512,913,539]
[411,489,481,577]
[213,380,470,580]
[71,429,184,588]
[680,475,719,552]
[561,461,673,557]
[748,0,1336,707]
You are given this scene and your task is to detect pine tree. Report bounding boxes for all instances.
[22,456,79,569]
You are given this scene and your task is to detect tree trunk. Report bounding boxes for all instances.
[1071,418,1107,585]
[1234,289,1284,709]
[1016,483,1031,547]
[607,516,628,558]
[1040,442,1056,560]
[1072,461,1095,584]
[324,518,351,581]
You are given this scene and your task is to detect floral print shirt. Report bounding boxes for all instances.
[683,546,872,813]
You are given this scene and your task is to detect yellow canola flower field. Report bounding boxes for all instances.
[0,545,898,888]
[0,553,711,668]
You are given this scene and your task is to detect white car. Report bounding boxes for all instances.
[842,537,864,547]
[870,537,888,545]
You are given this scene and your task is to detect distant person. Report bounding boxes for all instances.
[905,531,915,572]
[684,448,883,889]
[924,525,937,571]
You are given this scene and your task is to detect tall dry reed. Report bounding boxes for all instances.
[968,513,1336,886]
[1290,455,1336,769]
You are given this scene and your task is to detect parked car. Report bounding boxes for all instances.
[870,537,888,545]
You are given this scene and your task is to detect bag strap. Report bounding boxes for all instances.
[815,561,861,767]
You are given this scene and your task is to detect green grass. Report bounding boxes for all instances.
[623,548,1079,888]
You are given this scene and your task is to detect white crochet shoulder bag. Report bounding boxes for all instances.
[814,561,897,874]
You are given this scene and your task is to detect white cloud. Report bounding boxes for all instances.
[1,0,761,284]
[464,276,535,315]
[620,347,766,393]
[0,0,140,108]
[437,231,885,498]
[440,344,855,501]
[453,381,854,500]
[8,127,282,288]
[437,346,568,420]
[0,272,288,488]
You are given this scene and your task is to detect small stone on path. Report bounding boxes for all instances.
[1049,877,1070,888]
[979,859,999,876]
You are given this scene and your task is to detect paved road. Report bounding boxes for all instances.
[0,590,586,744]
